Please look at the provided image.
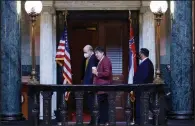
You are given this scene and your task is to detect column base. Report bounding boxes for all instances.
[168,111,194,120]
[0,113,25,121]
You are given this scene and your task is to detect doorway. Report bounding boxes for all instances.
[56,10,139,121]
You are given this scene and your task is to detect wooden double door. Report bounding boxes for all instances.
[56,11,139,121]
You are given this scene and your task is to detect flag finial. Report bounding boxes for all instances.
[129,10,131,20]
[129,10,132,25]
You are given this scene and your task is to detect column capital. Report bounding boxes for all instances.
[42,6,55,15]
[139,6,151,14]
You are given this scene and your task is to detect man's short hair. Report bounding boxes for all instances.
[140,48,149,57]
[94,46,105,53]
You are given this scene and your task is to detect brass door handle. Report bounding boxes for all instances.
[113,77,119,80]
[86,27,96,31]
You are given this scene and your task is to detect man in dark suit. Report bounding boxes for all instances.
[81,45,98,125]
[92,46,112,126]
[133,48,154,124]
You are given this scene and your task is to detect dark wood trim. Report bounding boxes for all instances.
[56,10,139,84]
[65,10,129,20]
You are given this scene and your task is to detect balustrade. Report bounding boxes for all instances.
[26,84,167,126]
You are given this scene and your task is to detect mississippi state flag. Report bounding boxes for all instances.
[128,22,137,84]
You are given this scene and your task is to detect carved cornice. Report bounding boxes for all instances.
[140,6,151,14]
[42,1,53,7]
[54,1,142,10]
[41,6,55,15]
[41,1,151,11]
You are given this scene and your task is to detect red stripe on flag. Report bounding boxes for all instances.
[63,72,72,84]
[64,55,71,63]
[56,28,72,101]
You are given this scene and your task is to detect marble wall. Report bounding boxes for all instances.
[1,1,23,119]
[139,7,171,85]
[160,8,172,85]
[170,1,193,118]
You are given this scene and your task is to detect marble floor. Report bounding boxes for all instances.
[0,120,194,126]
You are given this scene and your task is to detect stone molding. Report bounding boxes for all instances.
[140,6,151,14]
[41,6,55,15]
[42,1,151,11]
[53,1,148,10]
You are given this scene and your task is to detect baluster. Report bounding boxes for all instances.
[93,92,99,126]
[125,92,132,126]
[140,91,150,125]
[108,92,116,126]
[41,91,53,126]
[75,92,84,126]
[60,92,68,126]
[153,92,160,126]
[31,92,39,126]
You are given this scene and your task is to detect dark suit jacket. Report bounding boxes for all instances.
[133,58,154,121]
[81,54,98,85]
[133,58,154,84]
[93,56,112,85]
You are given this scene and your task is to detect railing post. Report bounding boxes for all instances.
[31,92,40,126]
[125,92,132,126]
[108,92,116,126]
[140,91,150,125]
[60,92,68,126]
[153,92,160,126]
[75,91,84,126]
[93,92,99,126]
[41,91,53,126]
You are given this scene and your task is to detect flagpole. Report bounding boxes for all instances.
[63,10,68,27]
[129,10,136,125]
[56,10,71,125]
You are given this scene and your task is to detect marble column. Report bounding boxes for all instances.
[170,1,193,119]
[139,6,156,68]
[40,6,56,119]
[0,1,23,121]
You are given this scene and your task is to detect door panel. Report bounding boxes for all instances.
[68,20,99,84]
[99,21,127,121]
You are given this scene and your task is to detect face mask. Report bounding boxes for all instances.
[84,53,89,58]
[138,53,142,60]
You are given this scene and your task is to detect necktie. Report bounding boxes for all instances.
[85,59,89,71]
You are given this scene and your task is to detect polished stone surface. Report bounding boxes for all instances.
[170,1,193,117]
[139,10,156,69]
[1,1,21,116]
[39,10,56,119]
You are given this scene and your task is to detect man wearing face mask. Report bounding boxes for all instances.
[133,48,154,84]
[133,48,154,124]
[81,45,98,126]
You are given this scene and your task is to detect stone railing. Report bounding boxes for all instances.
[26,83,168,126]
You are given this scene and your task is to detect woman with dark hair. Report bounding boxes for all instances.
[92,46,112,126]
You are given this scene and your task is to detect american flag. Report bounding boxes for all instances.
[56,27,72,101]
